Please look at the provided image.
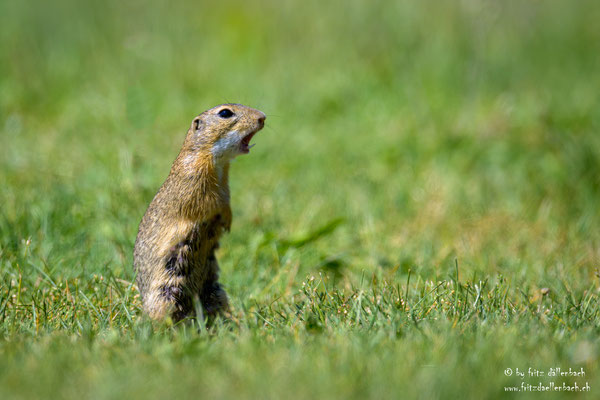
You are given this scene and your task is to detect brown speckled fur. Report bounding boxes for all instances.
[133,104,266,322]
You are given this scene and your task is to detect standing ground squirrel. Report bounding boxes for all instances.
[133,103,266,322]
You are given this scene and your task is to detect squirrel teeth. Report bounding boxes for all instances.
[248,144,256,149]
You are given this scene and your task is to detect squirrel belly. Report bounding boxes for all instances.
[133,104,266,322]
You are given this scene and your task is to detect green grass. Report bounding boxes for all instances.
[1,0,600,398]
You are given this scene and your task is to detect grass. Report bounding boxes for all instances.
[1,0,600,398]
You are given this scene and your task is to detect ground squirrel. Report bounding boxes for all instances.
[133,104,266,322]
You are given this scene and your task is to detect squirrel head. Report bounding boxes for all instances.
[184,104,266,164]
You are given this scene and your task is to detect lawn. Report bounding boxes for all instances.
[1,0,599,399]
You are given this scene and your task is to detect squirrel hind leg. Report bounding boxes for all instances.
[200,281,230,319]
[199,249,230,319]
[145,284,195,322]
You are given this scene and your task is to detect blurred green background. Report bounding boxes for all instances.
[1,0,599,399]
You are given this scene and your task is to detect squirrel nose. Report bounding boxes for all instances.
[257,115,266,127]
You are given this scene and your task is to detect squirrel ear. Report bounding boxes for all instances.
[191,116,202,131]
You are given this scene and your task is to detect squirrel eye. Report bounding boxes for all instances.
[218,108,234,118]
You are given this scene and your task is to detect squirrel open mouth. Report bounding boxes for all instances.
[240,130,258,154]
